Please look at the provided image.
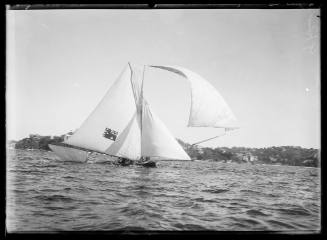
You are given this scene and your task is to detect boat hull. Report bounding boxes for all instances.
[49,142,157,167]
[135,161,157,168]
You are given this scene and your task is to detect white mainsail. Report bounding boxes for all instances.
[149,65,239,129]
[65,64,137,153]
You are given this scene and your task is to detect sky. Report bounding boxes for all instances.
[6,9,320,148]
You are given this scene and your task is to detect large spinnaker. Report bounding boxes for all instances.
[66,64,138,153]
[141,100,191,160]
[149,65,239,129]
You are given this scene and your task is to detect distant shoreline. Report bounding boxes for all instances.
[8,134,320,168]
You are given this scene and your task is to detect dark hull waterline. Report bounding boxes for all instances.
[49,143,157,167]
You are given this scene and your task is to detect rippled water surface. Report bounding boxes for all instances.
[7,149,320,232]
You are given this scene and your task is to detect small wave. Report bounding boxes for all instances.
[113,226,147,231]
[232,222,248,229]
[309,172,318,177]
[152,193,181,199]
[35,194,75,203]
[240,189,260,194]
[63,176,75,179]
[266,193,280,198]
[173,201,195,208]
[42,164,60,168]
[83,199,103,205]
[193,197,218,203]
[229,216,265,227]
[202,188,229,194]
[277,181,290,185]
[43,205,77,211]
[38,188,60,193]
[267,219,297,229]
[246,209,270,217]
[172,223,211,231]
[10,169,46,174]
[229,198,249,202]
[13,189,27,193]
[120,208,146,216]
[32,211,56,217]
[276,207,312,216]
[77,213,101,219]
[241,218,263,225]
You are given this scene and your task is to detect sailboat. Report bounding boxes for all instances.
[49,63,238,166]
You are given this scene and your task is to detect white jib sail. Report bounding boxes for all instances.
[149,65,239,129]
[104,112,141,160]
[66,64,138,153]
[141,100,191,160]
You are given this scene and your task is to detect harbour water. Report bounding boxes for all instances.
[6,149,320,232]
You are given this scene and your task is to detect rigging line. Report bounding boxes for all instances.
[140,64,146,158]
[191,131,227,146]
[141,64,145,132]
[128,62,136,103]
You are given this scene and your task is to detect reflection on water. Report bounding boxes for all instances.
[6,149,320,232]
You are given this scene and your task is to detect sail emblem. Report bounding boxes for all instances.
[103,128,118,141]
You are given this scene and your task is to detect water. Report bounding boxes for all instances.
[6,149,320,232]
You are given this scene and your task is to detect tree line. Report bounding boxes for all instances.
[177,139,319,167]
[11,134,319,167]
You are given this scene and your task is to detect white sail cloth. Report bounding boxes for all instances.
[129,63,144,127]
[104,113,141,160]
[149,65,239,129]
[141,100,191,160]
[104,63,144,160]
[65,65,136,153]
[48,144,89,162]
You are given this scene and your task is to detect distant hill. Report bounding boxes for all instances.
[14,134,65,151]
[177,139,319,168]
[13,134,320,167]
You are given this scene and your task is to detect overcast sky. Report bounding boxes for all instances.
[6,9,320,148]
